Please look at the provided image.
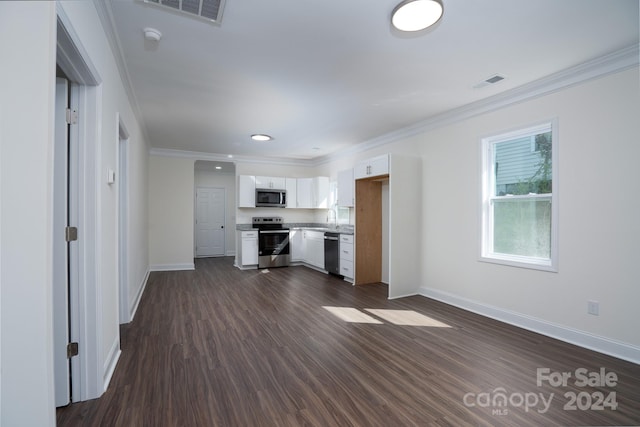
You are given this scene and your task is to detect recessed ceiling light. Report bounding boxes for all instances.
[392,0,443,32]
[215,166,222,170]
[251,134,273,142]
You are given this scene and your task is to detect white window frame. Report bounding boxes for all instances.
[480,119,559,272]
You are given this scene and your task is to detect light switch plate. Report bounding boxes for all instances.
[107,168,115,185]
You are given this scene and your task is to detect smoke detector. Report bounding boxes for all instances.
[143,27,162,42]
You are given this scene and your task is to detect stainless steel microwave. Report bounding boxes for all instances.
[255,189,286,207]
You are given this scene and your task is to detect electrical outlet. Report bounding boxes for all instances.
[588,300,599,316]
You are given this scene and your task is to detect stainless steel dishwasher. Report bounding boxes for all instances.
[324,232,341,276]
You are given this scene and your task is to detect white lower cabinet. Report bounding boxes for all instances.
[304,230,325,269]
[241,230,258,266]
[289,228,326,270]
[339,234,354,280]
[289,229,305,262]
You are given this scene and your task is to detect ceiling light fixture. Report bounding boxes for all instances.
[392,0,443,32]
[251,134,273,142]
[143,27,162,42]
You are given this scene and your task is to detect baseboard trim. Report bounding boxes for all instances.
[150,263,195,272]
[418,286,640,365]
[388,291,418,300]
[128,268,150,322]
[103,337,121,392]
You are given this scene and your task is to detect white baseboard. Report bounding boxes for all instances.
[103,337,121,392]
[388,291,418,300]
[128,268,149,322]
[418,286,640,365]
[226,250,236,257]
[150,263,195,271]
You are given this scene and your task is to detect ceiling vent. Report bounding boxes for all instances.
[139,0,226,24]
[473,74,506,89]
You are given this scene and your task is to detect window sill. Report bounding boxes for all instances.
[479,253,558,272]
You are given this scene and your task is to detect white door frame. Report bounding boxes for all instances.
[117,116,130,323]
[56,5,104,401]
[53,76,71,407]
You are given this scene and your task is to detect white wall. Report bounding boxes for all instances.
[121,125,150,321]
[149,156,195,269]
[194,166,237,256]
[0,3,57,425]
[58,0,150,388]
[0,2,150,423]
[414,68,640,357]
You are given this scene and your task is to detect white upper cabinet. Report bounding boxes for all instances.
[337,168,354,207]
[255,176,285,189]
[238,175,256,208]
[354,154,389,179]
[315,177,329,208]
[285,178,297,209]
[239,174,328,209]
[296,177,329,208]
[296,178,313,208]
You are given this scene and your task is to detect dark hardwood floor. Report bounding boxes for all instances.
[57,257,640,426]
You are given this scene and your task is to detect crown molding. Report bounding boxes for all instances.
[316,44,639,166]
[149,148,315,167]
[92,0,151,143]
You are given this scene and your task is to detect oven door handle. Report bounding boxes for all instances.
[259,230,290,234]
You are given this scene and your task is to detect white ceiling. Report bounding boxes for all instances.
[100,0,639,162]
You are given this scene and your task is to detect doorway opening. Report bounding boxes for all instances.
[194,160,236,258]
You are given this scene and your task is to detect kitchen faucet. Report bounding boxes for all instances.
[327,207,338,227]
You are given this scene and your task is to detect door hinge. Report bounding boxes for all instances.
[67,342,79,358]
[65,108,78,125]
[65,226,78,242]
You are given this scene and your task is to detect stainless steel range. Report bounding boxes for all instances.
[253,217,290,268]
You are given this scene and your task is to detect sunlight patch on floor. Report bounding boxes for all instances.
[322,306,383,324]
[323,306,451,327]
[365,309,451,327]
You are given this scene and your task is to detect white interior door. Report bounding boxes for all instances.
[196,187,226,257]
[53,77,70,407]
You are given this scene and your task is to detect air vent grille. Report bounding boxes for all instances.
[473,74,507,89]
[485,75,505,84]
[140,0,225,24]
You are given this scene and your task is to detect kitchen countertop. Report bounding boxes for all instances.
[236,223,354,235]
